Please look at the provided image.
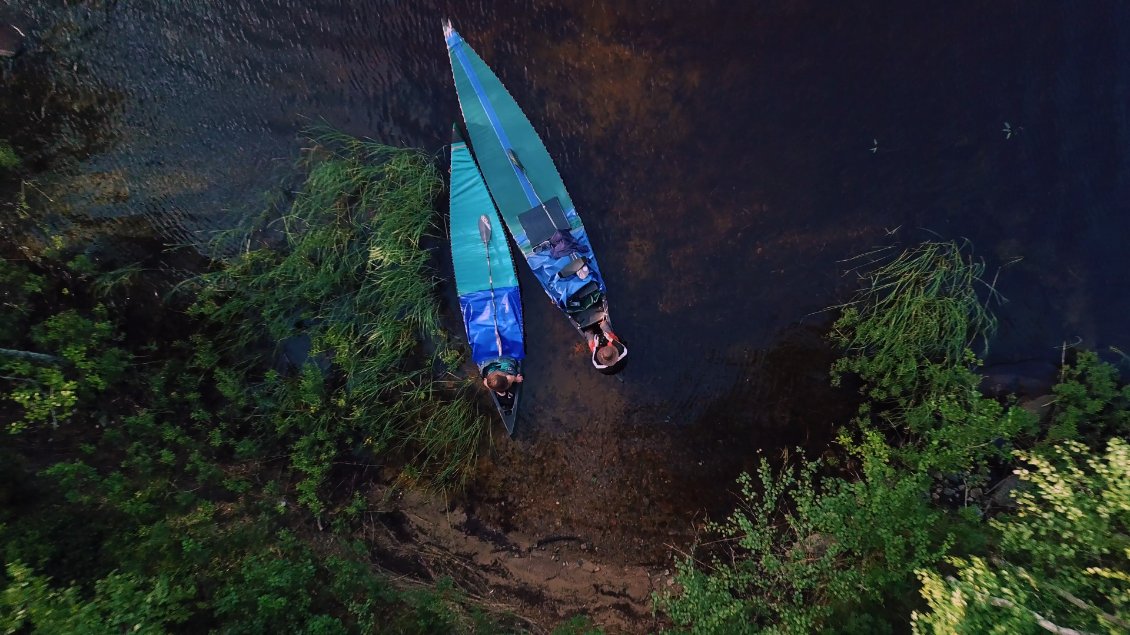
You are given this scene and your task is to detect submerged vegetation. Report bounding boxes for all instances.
[660,240,1129,634]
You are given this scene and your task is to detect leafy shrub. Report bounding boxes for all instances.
[1048,350,1130,444]
[1,305,129,433]
[657,445,949,634]
[913,438,1130,634]
[0,141,18,171]
[188,131,485,513]
[1,562,195,634]
[0,133,508,633]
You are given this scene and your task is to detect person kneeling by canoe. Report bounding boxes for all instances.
[482,358,523,396]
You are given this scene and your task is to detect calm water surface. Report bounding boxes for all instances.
[4,0,1129,554]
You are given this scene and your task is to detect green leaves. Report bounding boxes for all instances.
[188,132,486,514]
[657,452,948,634]
[1,306,128,434]
[1049,351,1130,444]
[1,562,195,634]
[830,242,1035,476]
[660,239,1067,633]
[831,240,998,400]
[913,439,1130,634]
[0,141,18,171]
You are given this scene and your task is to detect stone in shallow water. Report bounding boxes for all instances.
[0,24,25,58]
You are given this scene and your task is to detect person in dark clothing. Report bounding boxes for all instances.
[482,358,523,395]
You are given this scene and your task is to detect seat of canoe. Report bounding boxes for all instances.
[565,279,602,314]
[557,256,588,279]
[570,303,606,329]
[518,197,569,247]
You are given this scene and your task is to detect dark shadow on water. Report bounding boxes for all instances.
[468,321,858,562]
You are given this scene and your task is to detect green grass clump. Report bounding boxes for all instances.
[831,240,999,400]
[191,130,484,513]
[831,240,1031,474]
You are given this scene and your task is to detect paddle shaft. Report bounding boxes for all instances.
[478,215,505,358]
[507,149,557,229]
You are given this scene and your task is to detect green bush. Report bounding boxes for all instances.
[1,300,128,429]
[1048,350,1130,444]
[913,438,1130,634]
[188,132,483,513]
[657,443,949,634]
[0,141,18,171]
[1,562,195,634]
[0,133,511,633]
[659,240,1038,633]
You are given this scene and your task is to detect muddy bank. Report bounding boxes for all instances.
[366,488,665,633]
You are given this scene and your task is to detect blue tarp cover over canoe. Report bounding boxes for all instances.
[449,132,524,365]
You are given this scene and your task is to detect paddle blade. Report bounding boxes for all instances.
[478,214,492,245]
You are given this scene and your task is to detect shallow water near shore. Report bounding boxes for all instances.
[4,0,1130,564]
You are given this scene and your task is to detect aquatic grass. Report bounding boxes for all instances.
[190,131,486,513]
[830,240,1031,474]
[831,240,1001,401]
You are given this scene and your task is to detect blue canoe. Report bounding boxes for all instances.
[449,126,525,434]
[444,21,627,374]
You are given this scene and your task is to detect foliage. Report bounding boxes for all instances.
[0,254,130,433]
[0,141,18,171]
[829,241,1030,475]
[842,360,1036,475]
[553,614,605,634]
[660,239,1047,633]
[1048,350,1130,444]
[657,443,949,634]
[188,131,485,513]
[0,132,511,633]
[1,562,194,634]
[831,240,998,401]
[913,438,1130,634]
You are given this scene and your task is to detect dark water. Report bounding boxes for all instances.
[4,0,1129,557]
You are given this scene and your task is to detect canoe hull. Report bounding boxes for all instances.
[445,22,627,373]
[449,125,526,433]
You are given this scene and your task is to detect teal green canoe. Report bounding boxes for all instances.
[449,125,525,434]
[444,21,627,374]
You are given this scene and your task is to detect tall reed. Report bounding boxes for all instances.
[831,240,1000,400]
[191,130,483,514]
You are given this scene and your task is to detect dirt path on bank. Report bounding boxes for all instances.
[365,488,671,633]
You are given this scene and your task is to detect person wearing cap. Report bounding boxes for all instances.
[595,343,620,366]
